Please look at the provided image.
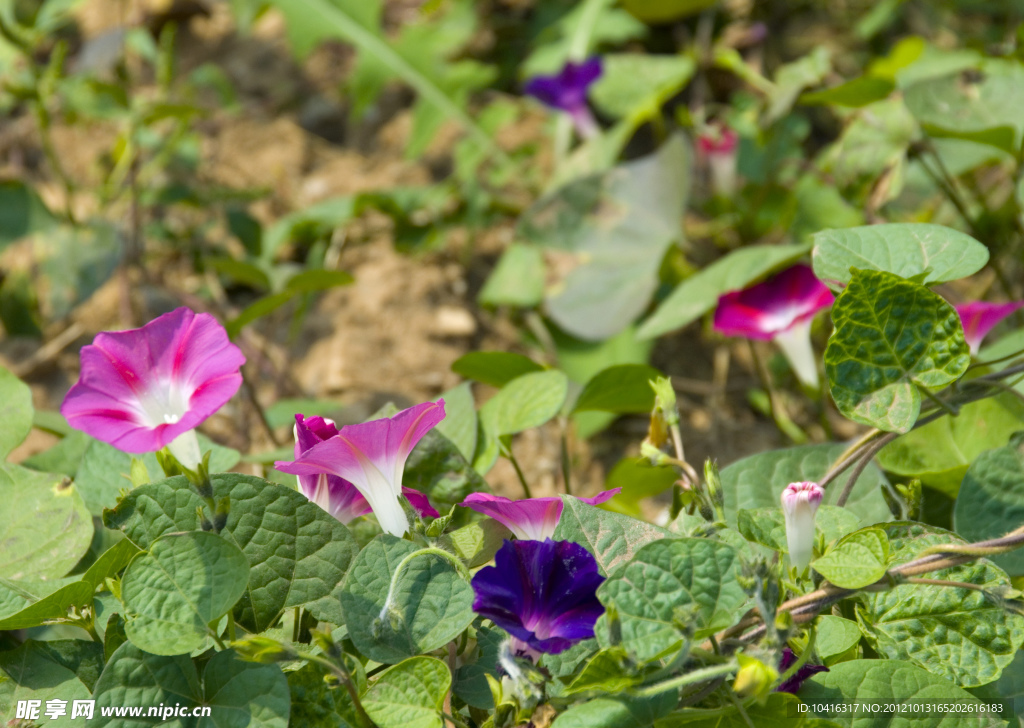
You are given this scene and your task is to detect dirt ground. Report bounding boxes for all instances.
[0,0,807,509]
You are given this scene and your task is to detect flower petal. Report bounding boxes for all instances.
[956,301,1024,355]
[714,264,834,340]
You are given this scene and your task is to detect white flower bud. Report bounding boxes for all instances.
[781,481,824,572]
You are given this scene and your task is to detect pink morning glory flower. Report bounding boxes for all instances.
[275,400,445,537]
[781,481,823,572]
[471,539,605,654]
[955,301,1024,355]
[697,124,739,197]
[713,264,835,389]
[524,57,602,139]
[60,307,245,469]
[460,489,622,541]
[292,414,439,525]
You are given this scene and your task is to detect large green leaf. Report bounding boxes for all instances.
[363,657,450,728]
[811,223,988,291]
[824,269,970,433]
[103,474,358,632]
[812,528,890,588]
[89,643,290,728]
[0,180,57,250]
[719,443,891,526]
[953,432,1024,576]
[879,393,1024,497]
[551,693,678,728]
[0,464,93,581]
[737,505,861,555]
[589,53,695,120]
[0,640,97,726]
[520,135,690,341]
[478,243,545,308]
[596,538,747,662]
[815,615,862,665]
[451,352,543,388]
[857,523,1024,687]
[637,243,810,339]
[0,365,32,459]
[553,496,669,577]
[653,692,831,728]
[434,382,477,462]
[479,370,568,435]
[802,659,1003,727]
[121,532,250,655]
[573,364,662,414]
[340,535,475,664]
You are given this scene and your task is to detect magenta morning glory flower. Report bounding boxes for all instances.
[524,57,602,139]
[776,647,828,694]
[275,400,445,537]
[955,301,1024,355]
[460,489,622,540]
[60,307,245,469]
[713,264,835,389]
[471,539,605,655]
[292,414,439,524]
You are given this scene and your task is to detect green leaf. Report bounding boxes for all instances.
[89,643,290,728]
[479,370,568,435]
[478,243,544,308]
[719,443,891,526]
[800,75,896,107]
[812,528,890,588]
[121,531,250,655]
[596,538,747,662]
[0,365,32,459]
[879,393,1024,497]
[0,640,96,725]
[437,519,511,569]
[403,426,489,514]
[453,623,503,709]
[0,464,92,581]
[601,458,678,518]
[287,662,358,728]
[451,352,544,388]
[619,0,716,23]
[737,505,861,554]
[637,243,810,339]
[553,496,669,577]
[953,432,1024,576]
[654,692,831,728]
[590,53,695,121]
[363,657,450,728]
[573,364,662,414]
[815,615,862,665]
[264,397,346,429]
[802,659,1004,727]
[993,648,1024,718]
[824,269,970,433]
[226,269,354,336]
[0,180,57,250]
[520,135,691,341]
[103,473,358,633]
[811,223,988,291]
[36,222,121,320]
[857,523,1024,687]
[564,647,641,695]
[340,535,475,664]
[551,693,677,728]
[22,430,91,477]
[434,382,477,462]
[0,578,94,630]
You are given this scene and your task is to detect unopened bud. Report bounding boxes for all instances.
[733,653,778,700]
[231,636,296,663]
[781,482,823,572]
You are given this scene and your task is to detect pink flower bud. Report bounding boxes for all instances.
[781,481,824,571]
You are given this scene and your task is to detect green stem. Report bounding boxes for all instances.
[303,654,379,728]
[293,607,301,643]
[727,685,756,728]
[776,626,816,688]
[379,548,473,622]
[503,442,533,499]
[631,661,738,698]
[227,612,236,643]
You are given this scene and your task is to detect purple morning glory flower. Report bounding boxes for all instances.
[291,414,439,525]
[524,57,602,138]
[955,301,1024,355]
[276,400,445,537]
[775,647,828,693]
[460,489,622,540]
[714,264,834,389]
[471,539,605,655]
[60,307,245,469]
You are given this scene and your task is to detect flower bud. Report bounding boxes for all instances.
[781,481,824,572]
[733,653,778,700]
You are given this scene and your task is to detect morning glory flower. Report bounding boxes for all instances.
[460,489,621,540]
[955,301,1024,355]
[781,481,824,572]
[697,124,739,197]
[275,400,445,537]
[471,539,605,655]
[713,264,834,389]
[292,414,439,524]
[776,647,828,693]
[60,307,245,469]
[524,57,602,139]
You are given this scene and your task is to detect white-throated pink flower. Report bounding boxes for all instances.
[781,481,824,572]
[714,264,834,389]
[460,489,621,540]
[60,307,245,469]
[275,400,445,537]
[955,301,1024,356]
[697,124,739,197]
[291,414,438,525]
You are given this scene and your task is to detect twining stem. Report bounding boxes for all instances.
[727,685,756,728]
[631,661,739,698]
[379,548,472,623]
[904,577,989,592]
[503,442,533,499]
[834,433,898,507]
[559,416,573,496]
[303,653,379,728]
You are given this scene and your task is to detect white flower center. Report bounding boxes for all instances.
[135,380,190,428]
